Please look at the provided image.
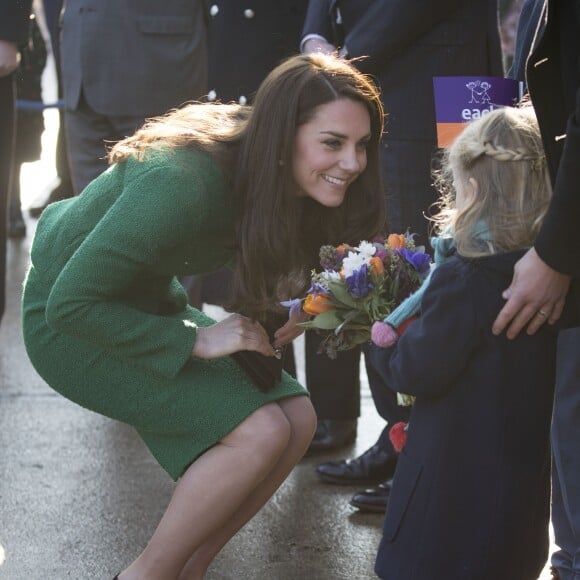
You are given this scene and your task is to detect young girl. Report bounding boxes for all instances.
[372,106,563,580]
[21,54,385,580]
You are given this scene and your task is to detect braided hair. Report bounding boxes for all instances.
[432,105,552,258]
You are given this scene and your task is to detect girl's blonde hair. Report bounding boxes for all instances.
[433,105,552,257]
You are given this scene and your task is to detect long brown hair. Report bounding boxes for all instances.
[231,53,385,318]
[108,102,248,175]
[108,54,385,319]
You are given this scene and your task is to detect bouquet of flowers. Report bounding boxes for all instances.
[284,233,431,358]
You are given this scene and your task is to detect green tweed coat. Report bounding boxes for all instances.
[22,148,307,480]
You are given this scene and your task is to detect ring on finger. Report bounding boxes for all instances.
[537,309,548,318]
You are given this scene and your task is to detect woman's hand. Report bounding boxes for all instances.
[192,314,276,359]
[273,309,311,348]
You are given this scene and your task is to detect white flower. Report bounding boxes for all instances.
[321,270,341,282]
[341,251,369,277]
[356,240,376,258]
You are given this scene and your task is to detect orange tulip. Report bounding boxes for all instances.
[303,293,333,315]
[387,233,406,249]
[369,256,385,274]
[336,243,352,256]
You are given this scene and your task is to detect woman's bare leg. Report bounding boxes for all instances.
[117,399,310,580]
[177,396,316,580]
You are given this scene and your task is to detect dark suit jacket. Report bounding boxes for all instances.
[60,0,208,116]
[373,252,556,579]
[302,0,503,141]
[208,1,307,103]
[508,0,545,83]
[526,0,580,279]
[0,1,33,43]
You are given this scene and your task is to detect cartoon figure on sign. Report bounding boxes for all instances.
[466,81,480,103]
[466,80,493,104]
[477,81,492,103]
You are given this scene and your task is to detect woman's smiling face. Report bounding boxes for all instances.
[292,98,371,207]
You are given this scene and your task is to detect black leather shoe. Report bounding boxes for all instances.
[316,442,397,485]
[350,479,393,513]
[307,419,357,454]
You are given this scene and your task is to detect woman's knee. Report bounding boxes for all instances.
[224,404,292,460]
[280,396,317,444]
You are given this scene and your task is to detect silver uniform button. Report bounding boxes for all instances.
[243,8,255,18]
[207,90,217,101]
[210,4,219,17]
[238,95,247,105]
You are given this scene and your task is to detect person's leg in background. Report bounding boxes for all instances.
[10,13,46,238]
[550,324,580,580]
[65,94,146,194]
[42,0,73,202]
[304,332,360,453]
[0,73,17,324]
[28,0,74,217]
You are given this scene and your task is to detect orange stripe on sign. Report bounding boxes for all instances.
[436,122,467,148]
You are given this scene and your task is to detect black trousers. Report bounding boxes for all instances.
[304,332,361,421]
[43,0,73,197]
[0,74,16,325]
[364,343,411,452]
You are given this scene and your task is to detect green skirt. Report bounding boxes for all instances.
[22,268,307,481]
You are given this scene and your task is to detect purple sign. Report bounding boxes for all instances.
[433,76,523,147]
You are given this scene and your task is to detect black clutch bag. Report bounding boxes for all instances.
[231,317,287,393]
[231,348,285,393]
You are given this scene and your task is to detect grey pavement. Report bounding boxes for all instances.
[0,215,387,580]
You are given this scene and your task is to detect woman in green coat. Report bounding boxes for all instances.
[22,53,385,579]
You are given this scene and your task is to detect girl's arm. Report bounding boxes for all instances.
[372,262,480,399]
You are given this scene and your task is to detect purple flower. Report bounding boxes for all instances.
[345,265,373,298]
[307,282,331,296]
[398,249,431,274]
[280,298,303,319]
[375,249,389,261]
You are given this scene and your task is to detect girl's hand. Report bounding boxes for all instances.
[273,310,311,348]
[192,314,276,359]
